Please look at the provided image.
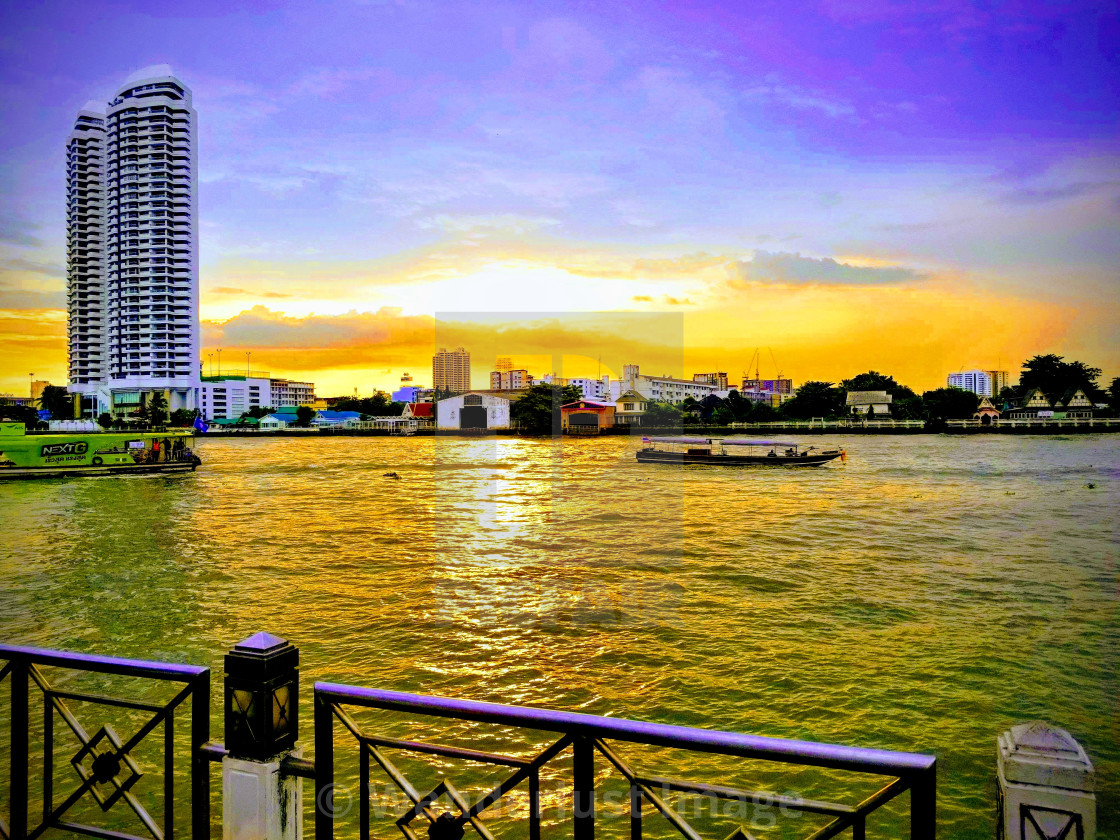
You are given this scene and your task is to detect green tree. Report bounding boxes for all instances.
[147,391,168,425]
[296,406,316,427]
[170,408,199,427]
[97,412,113,429]
[840,371,900,392]
[840,371,923,418]
[1019,354,1104,402]
[242,405,275,420]
[510,384,582,434]
[997,386,1019,407]
[922,387,980,421]
[0,402,42,428]
[780,381,844,419]
[643,401,683,430]
[1107,377,1120,416]
[37,384,73,419]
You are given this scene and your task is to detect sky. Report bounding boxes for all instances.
[1,0,1117,396]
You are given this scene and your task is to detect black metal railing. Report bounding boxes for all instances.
[0,644,211,840]
[313,683,936,840]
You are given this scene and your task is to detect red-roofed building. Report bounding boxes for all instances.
[560,400,616,434]
[402,402,434,425]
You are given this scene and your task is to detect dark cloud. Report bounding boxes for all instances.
[730,251,922,287]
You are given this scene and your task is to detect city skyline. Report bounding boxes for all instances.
[1,1,1118,396]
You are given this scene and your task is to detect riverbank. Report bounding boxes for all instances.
[202,421,1120,437]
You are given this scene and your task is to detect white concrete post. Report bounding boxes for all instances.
[222,632,303,840]
[997,721,1095,840]
[222,749,303,840]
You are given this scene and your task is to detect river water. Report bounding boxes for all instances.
[1,434,1117,837]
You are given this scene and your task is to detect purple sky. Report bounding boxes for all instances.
[1,1,1117,391]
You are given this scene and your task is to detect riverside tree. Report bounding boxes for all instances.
[37,384,73,419]
[840,370,923,419]
[510,384,582,434]
[779,381,844,419]
[922,387,980,421]
[1019,354,1104,402]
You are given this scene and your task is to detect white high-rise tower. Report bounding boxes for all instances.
[66,103,109,391]
[67,65,200,416]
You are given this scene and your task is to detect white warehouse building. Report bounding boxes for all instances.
[436,393,511,431]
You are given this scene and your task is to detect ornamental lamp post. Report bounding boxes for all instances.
[223,631,299,760]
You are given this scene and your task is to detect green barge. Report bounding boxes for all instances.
[0,422,200,480]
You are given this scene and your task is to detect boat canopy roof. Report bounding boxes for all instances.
[646,436,711,445]
[720,439,799,447]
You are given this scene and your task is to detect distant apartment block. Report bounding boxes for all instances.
[270,377,315,408]
[489,369,533,390]
[568,376,610,401]
[948,369,994,397]
[986,369,1011,394]
[433,346,470,392]
[693,372,729,390]
[623,364,719,404]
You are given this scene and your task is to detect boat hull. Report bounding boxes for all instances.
[0,459,200,480]
[636,449,842,467]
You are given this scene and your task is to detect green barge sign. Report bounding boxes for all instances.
[40,441,89,457]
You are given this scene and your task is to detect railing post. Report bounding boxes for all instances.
[221,633,302,840]
[910,763,936,840]
[9,656,28,840]
[573,735,594,840]
[191,668,211,840]
[314,689,334,840]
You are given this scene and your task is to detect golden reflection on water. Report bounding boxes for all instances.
[0,434,1117,838]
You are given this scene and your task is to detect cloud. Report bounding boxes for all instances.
[0,216,43,248]
[730,251,923,287]
[415,214,562,235]
[209,286,292,298]
[997,181,1115,205]
[742,75,856,119]
[632,295,653,303]
[3,257,65,277]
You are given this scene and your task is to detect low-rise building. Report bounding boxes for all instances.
[200,375,270,420]
[314,410,362,427]
[259,413,290,430]
[846,390,892,415]
[1006,388,1052,418]
[560,400,616,434]
[568,376,611,401]
[392,385,426,403]
[622,364,720,404]
[489,369,534,390]
[974,397,1000,424]
[436,393,510,431]
[402,402,435,425]
[614,390,648,426]
[269,378,315,408]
